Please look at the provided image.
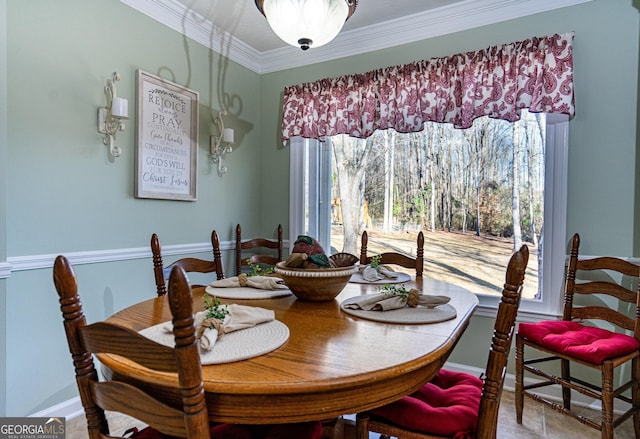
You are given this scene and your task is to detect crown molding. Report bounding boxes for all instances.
[122,0,591,74]
[258,0,590,73]
[120,0,264,72]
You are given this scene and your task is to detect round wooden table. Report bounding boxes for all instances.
[100,277,478,424]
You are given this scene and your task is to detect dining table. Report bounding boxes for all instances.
[99,275,479,425]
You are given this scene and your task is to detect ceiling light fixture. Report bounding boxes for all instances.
[255,0,357,51]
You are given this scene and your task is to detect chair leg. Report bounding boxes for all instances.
[633,356,640,438]
[601,362,614,439]
[355,413,370,439]
[561,358,571,410]
[321,417,343,439]
[515,334,525,424]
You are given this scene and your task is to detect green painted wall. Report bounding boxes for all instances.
[259,0,640,373]
[7,1,267,255]
[3,0,266,415]
[2,0,639,418]
[635,0,640,257]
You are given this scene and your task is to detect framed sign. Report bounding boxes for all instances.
[135,70,199,201]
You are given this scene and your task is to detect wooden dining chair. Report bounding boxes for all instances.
[515,233,640,439]
[54,255,323,439]
[151,231,224,296]
[359,230,425,277]
[235,223,283,276]
[356,245,529,439]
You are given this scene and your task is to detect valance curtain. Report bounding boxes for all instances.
[281,32,574,142]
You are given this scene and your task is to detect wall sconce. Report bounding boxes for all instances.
[210,110,235,174]
[97,72,128,158]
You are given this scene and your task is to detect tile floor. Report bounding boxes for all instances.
[66,390,637,438]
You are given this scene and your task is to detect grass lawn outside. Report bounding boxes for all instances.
[331,226,539,299]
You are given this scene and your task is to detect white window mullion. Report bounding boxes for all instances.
[289,138,307,248]
[317,139,332,253]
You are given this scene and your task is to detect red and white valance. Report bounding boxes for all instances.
[281,32,575,142]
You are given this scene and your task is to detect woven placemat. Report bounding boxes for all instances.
[340,295,457,324]
[205,285,292,299]
[140,320,289,364]
[349,272,411,285]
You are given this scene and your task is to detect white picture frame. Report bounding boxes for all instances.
[134,70,199,201]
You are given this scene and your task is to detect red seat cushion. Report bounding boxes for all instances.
[518,320,640,364]
[127,421,322,439]
[369,369,483,438]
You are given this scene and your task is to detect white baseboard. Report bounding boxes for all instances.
[31,396,84,420]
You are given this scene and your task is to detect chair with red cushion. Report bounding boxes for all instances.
[356,245,529,438]
[54,255,322,439]
[515,233,640,439]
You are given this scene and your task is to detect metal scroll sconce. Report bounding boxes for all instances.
[210,110,235,174]
[97,72,129,158]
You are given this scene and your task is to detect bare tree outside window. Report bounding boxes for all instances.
[330,110,544,299]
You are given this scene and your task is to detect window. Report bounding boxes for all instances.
[290,113,568,319]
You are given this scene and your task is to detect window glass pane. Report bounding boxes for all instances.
[329,110,544,299]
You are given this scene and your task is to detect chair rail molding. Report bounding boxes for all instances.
[5,239,257,273]
[5,249,637,321]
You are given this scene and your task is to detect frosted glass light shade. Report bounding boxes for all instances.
[111,97,128,119]
[256,0,355,50]
[222,128,234,144]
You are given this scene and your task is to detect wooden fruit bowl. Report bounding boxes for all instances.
[274,261,359,301]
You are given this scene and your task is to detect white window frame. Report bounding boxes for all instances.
[289,114,569,320]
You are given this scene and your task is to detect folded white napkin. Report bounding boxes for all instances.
[209,274,287,290]
[378,265,399,279]
[163,304,275,351]
[360,266,384,281]
[343,292,450,311]
[194,312,221,350]
[359,264,399,282]
[223,304,275,332]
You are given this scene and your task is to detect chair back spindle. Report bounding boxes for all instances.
[476,245,529,438]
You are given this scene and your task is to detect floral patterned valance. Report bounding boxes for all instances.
[281,32,575,142]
